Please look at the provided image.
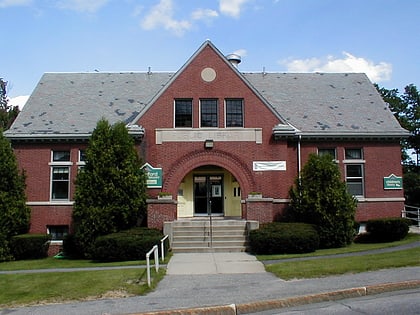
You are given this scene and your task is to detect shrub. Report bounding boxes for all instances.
[10,234,51,260]
[0,233,13,261]
[288,154,357,248]
[355,218,410,243]
[249,223,319,255]
[91,228,167,262]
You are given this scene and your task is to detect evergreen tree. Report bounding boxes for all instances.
[0,130,30,259]
[289,154,357,248]
[72,119,147,257]
[0,78,19,130]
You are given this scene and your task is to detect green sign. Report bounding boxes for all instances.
[141,163,162,188]
[383,174,403,190]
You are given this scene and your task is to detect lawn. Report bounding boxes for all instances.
[265,247,420,280]
[0,268,166,308]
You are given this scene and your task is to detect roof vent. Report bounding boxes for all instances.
[226,53,241,68]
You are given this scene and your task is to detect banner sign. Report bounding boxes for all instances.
[383,174,403,190]
[253,161,286,171]
[141,163,162,188]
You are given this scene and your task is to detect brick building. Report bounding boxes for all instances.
[5,41,409,251]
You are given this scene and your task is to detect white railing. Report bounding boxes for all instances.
[160,235,169,262]
[145,235,169,287]
[146,245,159,287]
[402,205,420,228]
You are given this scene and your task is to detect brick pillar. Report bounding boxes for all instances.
[245,197,274,224]
[147,199,177,230]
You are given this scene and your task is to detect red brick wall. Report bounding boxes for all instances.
[29,205,73,234]
[147,200,177,230]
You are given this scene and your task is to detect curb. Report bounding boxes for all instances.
[129,280,420,315]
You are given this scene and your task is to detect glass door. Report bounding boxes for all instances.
[194,175,223,215]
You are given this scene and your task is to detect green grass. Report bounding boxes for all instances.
[257,233,420,261]
[266,247,420,280]
[0,257,145,271]
[0,268,166,308]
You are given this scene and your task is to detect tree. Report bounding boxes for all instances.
[0,130,31,260]
[375,83,420,165]
[0,78,19,130]
[288,154,357,248]
[72,119,147,257]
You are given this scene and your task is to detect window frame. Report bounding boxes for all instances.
[199,99,218,128]
[225,98,244,128]
[318,148,337,160]
[343,148,365,197]
[174,99,193,128]
[49,150,72,201]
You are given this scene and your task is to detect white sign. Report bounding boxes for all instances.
[253,161,286,171]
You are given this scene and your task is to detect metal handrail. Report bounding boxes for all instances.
[146,245,159,287]
[402,205,420,228]
[160,235,169,262]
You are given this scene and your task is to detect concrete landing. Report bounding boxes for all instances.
[166,252,266,275]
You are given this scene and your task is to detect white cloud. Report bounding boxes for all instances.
[9,95,29,110]
[56,0,109,13]
[0,0,32,8]
[141,0,191,37]
[191,8,218,21]
[281,52,392,83]
[219,0,249,18]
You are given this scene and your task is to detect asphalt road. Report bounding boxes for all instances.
[250,288,420,315]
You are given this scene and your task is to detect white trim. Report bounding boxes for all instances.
[49,161,73,166]
[356,197,405,202]
[342,159,366,164]
[27,201,74,206]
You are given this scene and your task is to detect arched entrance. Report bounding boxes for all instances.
[177,165,242,218]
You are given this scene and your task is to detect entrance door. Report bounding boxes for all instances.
[194,175,223,215]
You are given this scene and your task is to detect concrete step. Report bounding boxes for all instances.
[170,219,250,253]
[171,246,248,253]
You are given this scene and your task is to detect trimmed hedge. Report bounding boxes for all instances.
[355,218,410,243]
[249,222,319,255]
[10,234,51,260]
[91,227,167,262]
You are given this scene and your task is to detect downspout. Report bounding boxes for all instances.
[297,134,302,183]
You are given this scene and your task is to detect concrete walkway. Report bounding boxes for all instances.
[167,252,266,275]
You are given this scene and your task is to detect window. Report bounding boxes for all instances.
[200,99,218,127]
[47,225,69,240]
[344,148,364,196]
[318,148,336,159]
[53,151,70,162]
[78,150,86,170]
[226,99,244,127]
[51,150,71,200]
[175,99,192,127]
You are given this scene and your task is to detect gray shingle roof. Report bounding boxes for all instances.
[5,71,408,140]
[6,72,173,139]
[243,72,408,138]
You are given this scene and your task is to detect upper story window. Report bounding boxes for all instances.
[174,99,192,128]
[344,148,364,197]
[225,99,244,127]
[53,151,70,162]
[200,99,218,127]
[50,150,71,201]
[345,148,363,160]
[318,148,337,160]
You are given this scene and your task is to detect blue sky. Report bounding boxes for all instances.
[1,0,419,108]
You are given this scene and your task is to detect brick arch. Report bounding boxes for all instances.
[162,149,255,195]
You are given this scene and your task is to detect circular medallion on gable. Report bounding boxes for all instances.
[201,67,217,82]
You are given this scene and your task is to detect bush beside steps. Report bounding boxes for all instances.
[249,222,319,255]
